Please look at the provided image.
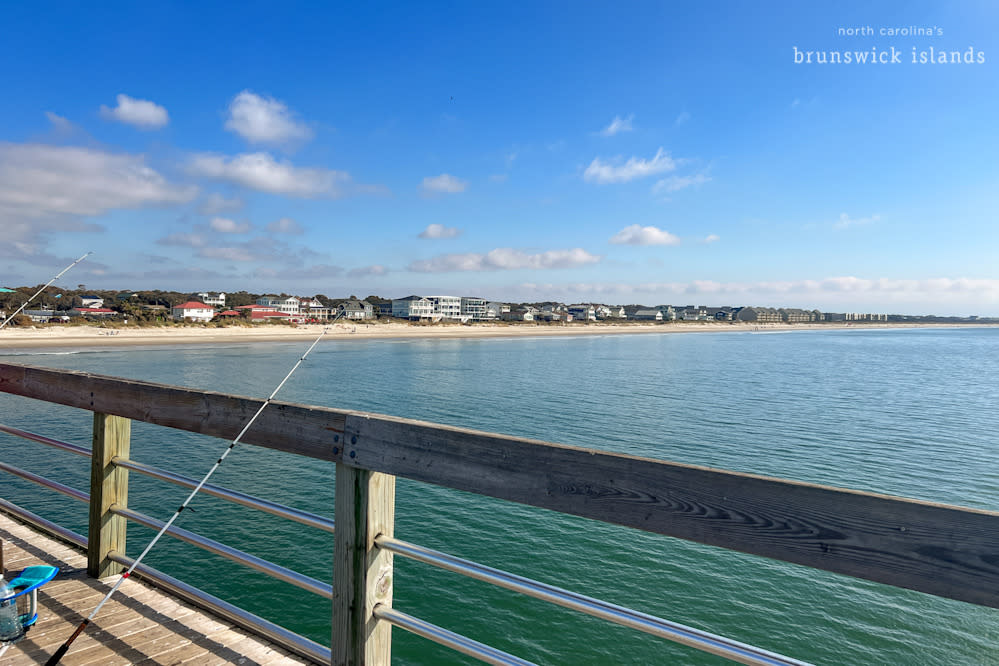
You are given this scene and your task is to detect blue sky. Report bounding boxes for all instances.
[1,1,996,315]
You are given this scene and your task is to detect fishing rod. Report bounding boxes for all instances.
[0,252,93,331]
[46,311,344,665]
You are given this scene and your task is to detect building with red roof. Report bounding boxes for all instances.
[171,301,215,322]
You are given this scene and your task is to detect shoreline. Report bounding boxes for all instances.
[0,321,995,350]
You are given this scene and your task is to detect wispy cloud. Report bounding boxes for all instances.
[189,152,349,197]
[703,234,720,243]
[99,94,169,129]
[675,112,691,126]
[209,217,251,233]
[225,90,312,146]
[834,213,880,229]
[652,173,711,194]
[157,232,207,248]
[44,111,75,134]
[421,173,467,194]
[609,224,681,246]
[348,264,388,278]
[198,193,244,215]
[598,114,634,137]
[409,248,601,272]
[418,223,461,239]
[514,277,999,311]
[584,148,676,184]
[266,217,304,234]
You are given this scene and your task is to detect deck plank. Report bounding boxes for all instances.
[0,514,318,665]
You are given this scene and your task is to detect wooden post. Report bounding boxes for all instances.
[332,463,395,666]
[88,412,131,578]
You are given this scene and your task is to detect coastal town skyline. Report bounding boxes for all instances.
[1,3,996,316]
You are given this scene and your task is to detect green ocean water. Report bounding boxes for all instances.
[1,327,998,664]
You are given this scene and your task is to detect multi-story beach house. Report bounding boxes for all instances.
[197,292,226,308]
[392,296,434,320]
[425,296,462,321]
[339,299,375,320]
[732,307,782,323]
[567,304,596,321]
[484,302,510,320]
[460,297,488,320]
[256,296,301,316]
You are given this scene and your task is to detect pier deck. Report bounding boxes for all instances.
[0,514,314,665]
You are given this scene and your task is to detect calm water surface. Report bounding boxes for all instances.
[1,327,997,664]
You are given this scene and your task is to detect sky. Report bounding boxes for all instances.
[1,1,997,316]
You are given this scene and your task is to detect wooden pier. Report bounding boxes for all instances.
[2,361,999,664]
[1,514,313,665]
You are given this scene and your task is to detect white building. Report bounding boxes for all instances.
[393,296,434,319]
[461,296,488,320]
[568,304,596,321]
[425,295,462,320]
[172,301,215,322]
[197,292,226,307]
[256,296,301,316]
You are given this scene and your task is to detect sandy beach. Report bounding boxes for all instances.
[0,320,992,350]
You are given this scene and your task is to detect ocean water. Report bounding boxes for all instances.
[1,327,998,665]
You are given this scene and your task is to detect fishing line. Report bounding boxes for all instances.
[0,252,93,331]
[46,311,343,664]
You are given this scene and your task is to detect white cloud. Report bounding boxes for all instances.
[675,112,691,126]
[0,143,196,222]
[653,173,711,194]
[157,232,207,248]
[200,246,256,262]
[583,148,676,184]
[198,193,244,215]
[266,217,304,234]
[99,94,169,129]
[489,174,508,183]
[418,223,461,239]
[225,90,313,145]
[45,112,74,133]
[834,213,880,229]
[704,234,720,243]
[209,217,251,233]
[189,152,349,197]
[348,264,388,278]
[421,173,467,194]
[609,225,681,246]
[599,114,634,136]
[408,248,601,272]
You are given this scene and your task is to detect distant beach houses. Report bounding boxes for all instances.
[0,286,901,325]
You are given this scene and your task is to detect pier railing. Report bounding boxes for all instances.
[1,362,999,664]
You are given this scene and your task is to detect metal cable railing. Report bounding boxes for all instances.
[110,504,332,598]
[1,419,812,666]
[372,604,536,666]
[0,496,329,664]
[112,456,335,533]
[376,535,811,666]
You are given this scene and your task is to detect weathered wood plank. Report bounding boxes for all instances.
[88,412,131,578]
[0,363,346,461]
[342,412,999,608]
[331,464,395,665]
